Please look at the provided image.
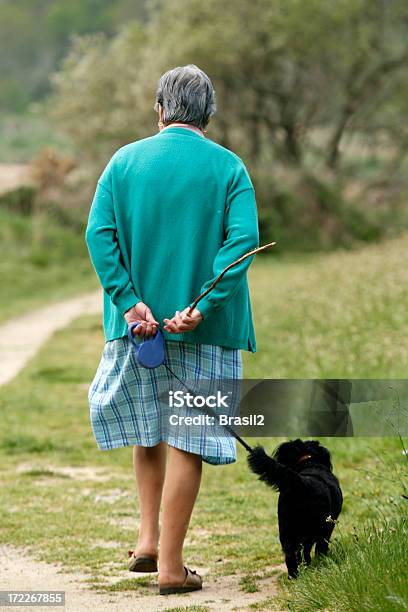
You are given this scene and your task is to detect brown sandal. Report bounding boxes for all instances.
[159,566,203,595]
[128,550,158,572]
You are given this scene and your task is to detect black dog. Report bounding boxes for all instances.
[248,439,342,578]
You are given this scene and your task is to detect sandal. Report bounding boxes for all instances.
[159,566,203,595]
[128,550,158,572]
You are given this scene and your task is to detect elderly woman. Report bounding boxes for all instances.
[86,64,259,595]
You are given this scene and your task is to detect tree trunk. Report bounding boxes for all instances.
[326,106,354,170]
[283,123,301,164]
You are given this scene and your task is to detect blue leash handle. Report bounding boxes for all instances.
[127,321,166,369]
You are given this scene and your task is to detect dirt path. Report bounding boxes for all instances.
[0,291,102,385]
[0,163,32,195]
[0,294,284,610]
[0,544,282,611]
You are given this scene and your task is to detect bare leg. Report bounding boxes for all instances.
[133,442,166,556]
[158,446,202,586]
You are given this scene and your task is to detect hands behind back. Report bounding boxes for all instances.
[125,303,203,337]
[124,302,159,337]
[163,307,203,334]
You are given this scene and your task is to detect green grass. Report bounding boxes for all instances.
[0,111,71,163]
[0,235,407,608]
[0,315,405,603]
[276,516,408,611]
[247,234,408,377]
[0,208,97,322]
[240,574,261,593]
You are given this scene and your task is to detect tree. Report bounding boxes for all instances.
[147,0,408,170]
[50,0,408,249]
[51,23,151,163]
[0,0,148,111]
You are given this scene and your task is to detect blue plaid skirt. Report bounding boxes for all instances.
[88,337,242,465]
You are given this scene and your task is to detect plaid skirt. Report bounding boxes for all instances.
[88,337,242,465]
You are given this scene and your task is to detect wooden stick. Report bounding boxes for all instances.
[188,242,276,314]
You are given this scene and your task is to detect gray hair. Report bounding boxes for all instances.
[154,64,216,130]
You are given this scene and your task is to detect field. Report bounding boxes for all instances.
[248,236,408,378]
[0,113,70,164]
[0,208,97,323]
[0,234,407,610]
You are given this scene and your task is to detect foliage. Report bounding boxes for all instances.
[276,514,408,611]
[0,186,36,216]
[0,0,148,111]
[51,24,152,165]
[0,259,406,601]
[29,147,91,222]
[0,111,71,163]
[49,0,408,250]
[52,0,408,168]
[250,168,389,251]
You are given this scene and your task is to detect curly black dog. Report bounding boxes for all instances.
[248,439,342,578]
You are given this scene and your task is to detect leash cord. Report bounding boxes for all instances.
[163,362,253,453]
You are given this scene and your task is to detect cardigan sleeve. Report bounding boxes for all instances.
[194,161,259,319]
[85,179,141,316]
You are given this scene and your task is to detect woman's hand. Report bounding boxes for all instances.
[124,302,159,337]
[163,307,203,334]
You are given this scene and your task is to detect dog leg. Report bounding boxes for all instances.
[283,545,301,579]
[315,537,329,556]
[316,522,335,557]
[303,540,314,565]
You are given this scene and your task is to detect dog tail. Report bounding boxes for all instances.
[247,445,300,492]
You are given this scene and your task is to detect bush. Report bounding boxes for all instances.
[0,185,36,215]
[253,168,385,252]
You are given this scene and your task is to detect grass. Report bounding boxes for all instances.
[247,235,408,378]
[0,315,405,603]
[276,515,408,611]
[0,208,97,322]
[240,574,261,593]
[0,235,408,608]
[0,111,71,163]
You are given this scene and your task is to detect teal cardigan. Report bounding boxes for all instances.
[85,126,259,351]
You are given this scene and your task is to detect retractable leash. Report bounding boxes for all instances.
[127,242,276,454]
[127,321,253,452]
